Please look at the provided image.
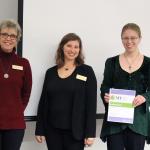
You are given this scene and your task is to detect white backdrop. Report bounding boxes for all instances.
[22,0,150,116]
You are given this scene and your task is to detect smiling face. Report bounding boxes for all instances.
[63,40,80,62]
[121,29,141,53]
[0,27,17,53]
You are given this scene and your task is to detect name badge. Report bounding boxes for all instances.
[76,74,87,81]
[12,65,23,70]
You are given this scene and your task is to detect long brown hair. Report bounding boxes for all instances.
[55,33,84,68]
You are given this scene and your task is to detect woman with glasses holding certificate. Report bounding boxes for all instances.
[0,20,32,150]
[100,23,150,150]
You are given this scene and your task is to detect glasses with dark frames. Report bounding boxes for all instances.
[0,32,17,40]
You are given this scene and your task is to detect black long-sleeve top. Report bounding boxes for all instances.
[36,64,97,140]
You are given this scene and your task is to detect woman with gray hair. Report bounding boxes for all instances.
[0,19,32,150]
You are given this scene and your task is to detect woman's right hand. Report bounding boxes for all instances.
[35,135,45,143]
[104,93,110,103]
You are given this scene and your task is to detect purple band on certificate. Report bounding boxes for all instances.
[108,116,133,124]
[110,88,136,96]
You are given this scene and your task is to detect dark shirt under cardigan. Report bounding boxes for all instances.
[35,64,97,140]
[0,49,32,129]
[100,55,150,143]
[47,67,76,129]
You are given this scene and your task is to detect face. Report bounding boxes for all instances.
[63,40,80,62]
[0,28,17,53]
[121,29,141,52]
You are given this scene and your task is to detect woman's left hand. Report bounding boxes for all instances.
[84,138,95,147]
[133,95,146,107]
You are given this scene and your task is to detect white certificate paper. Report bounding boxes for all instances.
[107,88,136,124]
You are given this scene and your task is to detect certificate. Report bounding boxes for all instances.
[107,88,136,124]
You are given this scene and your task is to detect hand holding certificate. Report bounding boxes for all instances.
[107,88,136,124]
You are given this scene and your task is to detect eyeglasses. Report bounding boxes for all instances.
[0,32,17,40]
[122,37,139,42]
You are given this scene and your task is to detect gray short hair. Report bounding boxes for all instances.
[0,19,22,42]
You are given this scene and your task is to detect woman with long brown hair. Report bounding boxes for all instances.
[35,33,97,150]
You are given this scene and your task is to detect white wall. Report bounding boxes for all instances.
[22,0,150,116]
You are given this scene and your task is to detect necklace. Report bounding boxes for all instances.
[4,73,9,79]
[123,52,140,71]
[0,59,13,79]
[63,65,75,71]
[64,67,69,71]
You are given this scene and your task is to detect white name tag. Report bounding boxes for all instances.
[76,74,87,81]
[12,65,23,70]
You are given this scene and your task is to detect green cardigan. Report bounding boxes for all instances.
[100,55,150,143]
